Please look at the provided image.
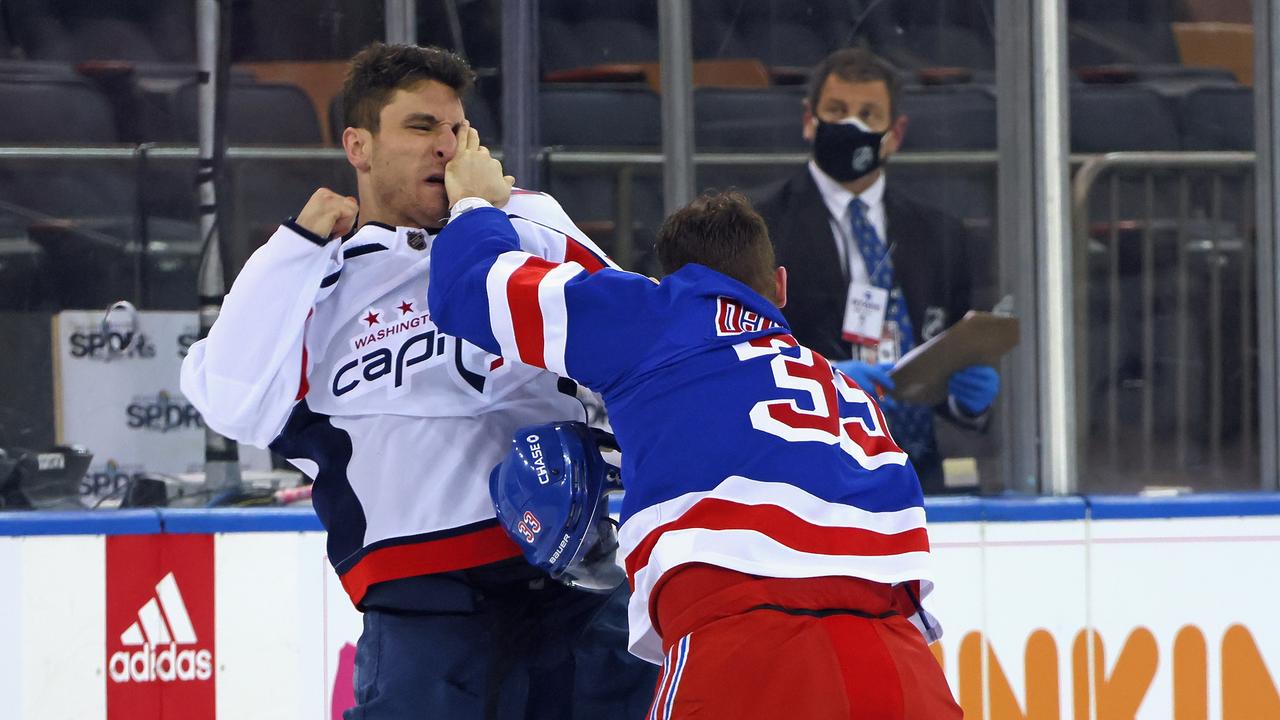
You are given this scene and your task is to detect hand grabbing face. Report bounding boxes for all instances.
[444,121,515,209]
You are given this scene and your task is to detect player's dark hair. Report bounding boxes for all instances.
[807,47,902,118]
[342,42,476,134]
[656,191,778,303]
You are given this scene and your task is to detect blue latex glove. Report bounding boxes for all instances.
[832,360,899,411]
[948,364,1000,415]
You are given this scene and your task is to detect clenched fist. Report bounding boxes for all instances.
[445,121,515,209]
[296,188,359,240]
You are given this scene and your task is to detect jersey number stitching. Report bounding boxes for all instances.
[736,335,908,469]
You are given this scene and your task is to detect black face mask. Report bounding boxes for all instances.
[812,117,888,183]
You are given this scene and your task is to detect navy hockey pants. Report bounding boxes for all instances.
[343,581,657,720]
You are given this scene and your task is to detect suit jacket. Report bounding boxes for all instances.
[750,167,991,492]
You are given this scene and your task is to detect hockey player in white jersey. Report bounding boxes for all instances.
[180,43,655,719]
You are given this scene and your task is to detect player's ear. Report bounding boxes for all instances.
[774,266,788,309]
[801,99,817,143]
[342,127,373,172]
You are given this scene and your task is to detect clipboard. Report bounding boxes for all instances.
[887,311,1020,406]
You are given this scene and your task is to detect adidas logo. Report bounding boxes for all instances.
[108,572,213,683]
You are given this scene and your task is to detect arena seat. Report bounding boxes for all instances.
[734,22,831,68]
[539,83,662,266]
[541,18,585,73]
[228,0,380,64]
[154,79,323,145]
[891,85,997,228]
[541,0,655,74]
[327,93,345,145]
[0,74,117,143]
[540,83,660,148]
[1070,84,1180,151]
[1068,20,1181,68]
[468,73,503,142]
[135,77,323,270]
[5,0,194,63]
[0,9,12,59]
[541,0,656,27]
[1182,85,1253,151]
[0,74,126,227]
[694,86,806,150]
[692,86,804,195]
[571,19,658,69]
[889,26,994,70]
[898,86,996,150]
[692,19,753,62]
[0,72,208,311]
[0,238,53,310]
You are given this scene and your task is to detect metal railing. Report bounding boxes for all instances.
[540,148,999,168]
[0,145,352,310]
[0,145,998,266]
[1071,152,1259,490]
[539,149,1001,268]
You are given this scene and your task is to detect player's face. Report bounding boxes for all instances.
[367,80,466,229]
[802,75,902,157]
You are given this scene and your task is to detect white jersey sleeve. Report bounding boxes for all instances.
[180,222,341,447]
[503,189,618,271]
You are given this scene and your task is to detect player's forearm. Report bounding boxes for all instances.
[205,222,335,372]
[428,204,522,358]
[180,222,336,445]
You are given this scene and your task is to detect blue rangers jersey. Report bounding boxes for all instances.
[428,204,940,663]
[180,191,613,607]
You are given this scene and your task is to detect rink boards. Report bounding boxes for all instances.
[1,495,1278,720]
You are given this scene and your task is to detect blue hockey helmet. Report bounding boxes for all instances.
[489,421,624,592]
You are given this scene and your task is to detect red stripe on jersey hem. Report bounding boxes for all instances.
[506,256,558,367]
[339,525,524,606]
[624,498,930,580]
[563,235,607,272]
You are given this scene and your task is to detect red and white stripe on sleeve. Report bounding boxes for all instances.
[485,251,587,376]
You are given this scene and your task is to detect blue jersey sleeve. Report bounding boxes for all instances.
[429,206,661,391]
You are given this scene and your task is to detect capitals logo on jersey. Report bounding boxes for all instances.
[330,298,451,400]
[328,298,506,401]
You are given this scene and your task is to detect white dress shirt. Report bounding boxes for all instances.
[809,163,986,420]
[807,160,887,286]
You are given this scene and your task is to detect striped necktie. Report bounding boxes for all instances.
[849,198,936,461]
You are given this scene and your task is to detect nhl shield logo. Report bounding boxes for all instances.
[406,230,426,251]
[922,307,947,341]
[852,146,875,174]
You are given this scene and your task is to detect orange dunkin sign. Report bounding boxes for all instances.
[932,625,1278,719]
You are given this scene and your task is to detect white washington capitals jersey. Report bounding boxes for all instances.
[428,205,939,664]
[180,191,613,607]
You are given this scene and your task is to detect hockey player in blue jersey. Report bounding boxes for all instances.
[429,132,962,718]
[181,43,656,719]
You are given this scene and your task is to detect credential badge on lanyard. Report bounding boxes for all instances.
[842,282,888,348]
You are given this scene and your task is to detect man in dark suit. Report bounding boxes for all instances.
[750,47,998,493]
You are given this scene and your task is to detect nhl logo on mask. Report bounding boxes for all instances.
[814,116,888,183]
[852,146,875,174]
